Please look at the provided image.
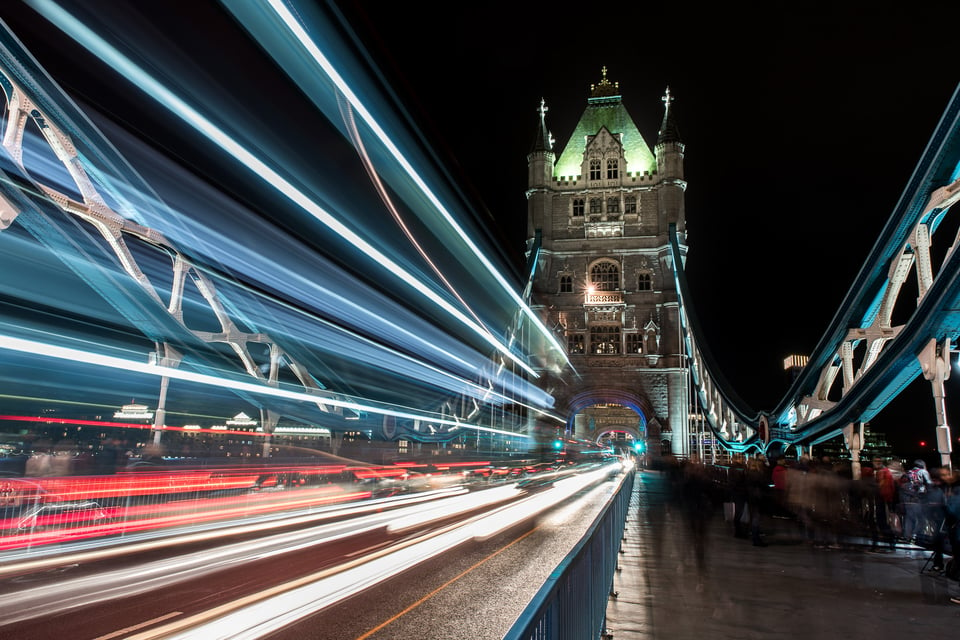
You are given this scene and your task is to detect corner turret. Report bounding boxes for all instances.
[527,98,555,188]
[655,87,686,233]
[655,86,684,179]
[527,98,555,238]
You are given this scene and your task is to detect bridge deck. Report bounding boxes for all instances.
[605,471,959,639]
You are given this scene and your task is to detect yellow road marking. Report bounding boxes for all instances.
[354,524,540,640]
[94,611,182,640]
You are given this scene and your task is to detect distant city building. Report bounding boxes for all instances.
[814,423,894,462]
[113,402,153,420]
[783,354,808,385]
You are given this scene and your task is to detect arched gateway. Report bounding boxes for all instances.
[525,70,691,460]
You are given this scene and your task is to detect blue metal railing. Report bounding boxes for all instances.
[504,469,635,640]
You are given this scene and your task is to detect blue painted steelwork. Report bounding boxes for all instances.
[672,82,960,452]
[503,470,634,640]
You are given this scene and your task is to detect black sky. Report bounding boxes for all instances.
[2,2,959,455]
[333,2,960,455]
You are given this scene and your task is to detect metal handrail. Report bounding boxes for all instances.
[503,469,635,640]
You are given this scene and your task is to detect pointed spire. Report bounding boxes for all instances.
[530,97,554,153]
[657,86,681,144]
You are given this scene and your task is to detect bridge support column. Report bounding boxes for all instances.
[842,422,864,480]
[919,338,954,470]
[259,409,278,459]
[330,431,344,456]
[149,343,182,446]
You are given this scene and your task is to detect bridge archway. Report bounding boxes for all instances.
[563,388,656,454]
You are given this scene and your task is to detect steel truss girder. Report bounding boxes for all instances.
[668,83,960,454]
[0,64,344,419]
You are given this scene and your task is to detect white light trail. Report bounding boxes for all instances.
[252,0,571,363]
[0,334,529,437]
[26,0,537,378]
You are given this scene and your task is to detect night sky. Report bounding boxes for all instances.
[334,2,960,456]
[2,2,959,456]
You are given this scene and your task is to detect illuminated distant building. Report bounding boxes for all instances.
[226,412,257,428]
[815,424,894,462]
[114,402,154,421]
[784,354,808,384]
[526,69,688,458]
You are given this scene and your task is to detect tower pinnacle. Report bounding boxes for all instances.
[530,97,554,153]
[657,86,681,145]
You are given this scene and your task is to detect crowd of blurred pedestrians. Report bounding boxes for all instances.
[669,452,960,606]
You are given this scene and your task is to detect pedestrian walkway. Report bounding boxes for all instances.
[603,470,960,639]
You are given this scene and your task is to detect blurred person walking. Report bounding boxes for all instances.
[770,456,790,518]
[745,457,768,547]
[868,457,898,552]
[727,454,749,539]
[924,467,950,572]
[901,459,932,545]
[679,456,715,588]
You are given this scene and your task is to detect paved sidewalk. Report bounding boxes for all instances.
[604,470,960,639]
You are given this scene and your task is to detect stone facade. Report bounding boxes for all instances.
[525,71,690,458]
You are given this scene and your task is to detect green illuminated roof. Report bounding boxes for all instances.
[554,76,656,180]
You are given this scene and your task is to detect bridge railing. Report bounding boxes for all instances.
[503,469,634,640]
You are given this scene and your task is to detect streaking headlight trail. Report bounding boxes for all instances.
[0,334,529,437]
[25,0,540,378]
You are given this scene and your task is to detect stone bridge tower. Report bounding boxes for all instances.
[526,69,690,458]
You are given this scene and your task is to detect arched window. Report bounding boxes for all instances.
[589,198,602,214]
[567,333,584,354]
[626,334,642,353]
[559,275,573,293]
[606,197,620,214]
[624,195,637,214]
[637,273,652,291]
[589,159,601,180]
[590,325,621,354]
[606,158,619,179]
[572,198,584,217]
[590,260,620,291]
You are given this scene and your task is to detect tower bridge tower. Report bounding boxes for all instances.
[526,69,690,458]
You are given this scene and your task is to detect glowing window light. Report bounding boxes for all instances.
[274,426,330,435]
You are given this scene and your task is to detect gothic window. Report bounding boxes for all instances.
[607,197,620,214]
[626,333,643,354]
[589,159,602,180]
[624,196,637,214]
[572,198,585,217]
[590,325,621,354]
[567,333,585,354]
[589,198,602,214]
[606,158,619,179]
[559,275,573,293]
[637,272,652,291]
[590,260,620,291]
